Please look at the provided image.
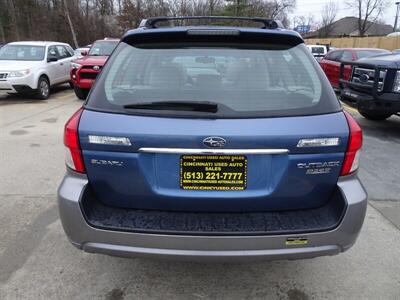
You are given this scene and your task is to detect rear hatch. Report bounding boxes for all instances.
[79,27,347,212]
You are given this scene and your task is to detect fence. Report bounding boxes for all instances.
[305,36,400,51]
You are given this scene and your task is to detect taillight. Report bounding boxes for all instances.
[341,111,362,176]
[64,107,85,173]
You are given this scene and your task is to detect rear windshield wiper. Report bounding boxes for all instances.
[123,101,218,113]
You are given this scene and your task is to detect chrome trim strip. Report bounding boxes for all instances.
[88,135,132,146]
[138,148,289,155]
[297,138,340,148]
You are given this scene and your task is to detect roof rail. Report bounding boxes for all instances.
[139,16,284,30]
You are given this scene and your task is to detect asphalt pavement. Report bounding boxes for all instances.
[0,88,399,299]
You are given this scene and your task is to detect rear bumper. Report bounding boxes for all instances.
[58,171,367,262]
[81,243,341,262]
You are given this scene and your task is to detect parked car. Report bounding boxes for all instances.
[70,38,118,100]
[74,47,91,58]
[320,48,390,90]
[306,44,327,61]
[58,16,367,262]
[0,41,76,99]
[341,52,400,120]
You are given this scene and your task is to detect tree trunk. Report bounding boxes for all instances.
[7,0,20,40]
[0,18,6,43]
[26,11,33,40]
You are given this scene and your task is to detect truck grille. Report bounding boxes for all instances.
[80,72,98,80]
[82,65,102,71]
[351,67,386,92]
[0,73,9,79]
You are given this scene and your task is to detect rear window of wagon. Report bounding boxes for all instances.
[86,42,340,118]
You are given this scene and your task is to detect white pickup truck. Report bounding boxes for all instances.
[306,44,328,61]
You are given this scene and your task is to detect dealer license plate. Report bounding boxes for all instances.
[180,155,247,191]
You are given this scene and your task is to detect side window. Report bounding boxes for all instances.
[341,51,353,62]
[65,45,75,57]
[48,46,59,59]
[324,51,335,61]
[325,51,343,62]
[56,45,71,59]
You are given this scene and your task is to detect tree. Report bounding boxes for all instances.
[223,0,295,26]
[208,0,222,15]
[293,14,315,29]
[7,0,20,40]
[0,0,7,43]
[346,0,388,36]
[319,1,338,37]
[224,0,248,16]
[263,0,295,19]
[0,18,5,44]
[0,0,295,45]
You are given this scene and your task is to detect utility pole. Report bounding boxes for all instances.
[395,1,400,32]
[62,0,79,48]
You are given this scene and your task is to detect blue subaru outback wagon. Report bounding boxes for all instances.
[58,17,367,261]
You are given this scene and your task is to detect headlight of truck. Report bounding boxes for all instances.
[70,62,82,70]
[394,71,400,93]
[8,69,30,78]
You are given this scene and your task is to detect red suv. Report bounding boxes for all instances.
[70,39,119,99]
[319,48,389,90]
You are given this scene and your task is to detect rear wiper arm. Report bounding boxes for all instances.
[123,101,218,113]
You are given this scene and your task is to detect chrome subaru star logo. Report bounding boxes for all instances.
[93,65,100,71]
[203,136,226,148]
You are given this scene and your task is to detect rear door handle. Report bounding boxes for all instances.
[60,63,64,66]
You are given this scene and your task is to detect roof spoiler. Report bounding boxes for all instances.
[139,16,284,30]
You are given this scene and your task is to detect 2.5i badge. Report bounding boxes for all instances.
[297,161,340,175]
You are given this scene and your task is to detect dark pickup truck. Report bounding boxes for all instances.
[340,53,400,120]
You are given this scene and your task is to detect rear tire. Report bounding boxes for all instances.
[69,81,74,89]
[358,108,392,121]
[74,86,89,100]
[36,76,50,100]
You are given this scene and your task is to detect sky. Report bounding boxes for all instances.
[289,0,399,28]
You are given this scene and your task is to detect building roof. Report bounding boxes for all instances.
[305,17,393,38]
